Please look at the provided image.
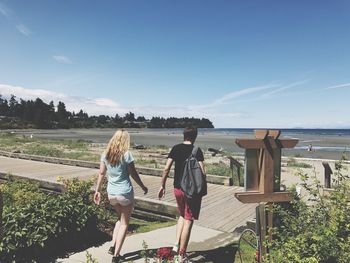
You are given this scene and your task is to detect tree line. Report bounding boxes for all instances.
[0,95,214,129]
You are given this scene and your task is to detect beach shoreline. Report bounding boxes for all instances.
[2,128,350,161]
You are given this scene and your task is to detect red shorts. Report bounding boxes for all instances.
[174,188,202,220]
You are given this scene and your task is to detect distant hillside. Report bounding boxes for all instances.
[0,94,214,129]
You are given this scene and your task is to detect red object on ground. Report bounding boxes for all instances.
[156,247,174,261]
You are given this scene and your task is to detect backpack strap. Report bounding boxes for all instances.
[191,146,199,157]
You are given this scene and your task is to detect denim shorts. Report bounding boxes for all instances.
[108,190,134,206]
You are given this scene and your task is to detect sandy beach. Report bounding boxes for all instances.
[6,128,350,160]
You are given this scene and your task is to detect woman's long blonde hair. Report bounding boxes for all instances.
[105,129,130,166]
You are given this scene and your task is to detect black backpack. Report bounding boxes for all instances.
[180,146,207,198]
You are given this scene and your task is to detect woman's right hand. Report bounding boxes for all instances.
[142,185,148,195]
[94,191,101,205]
[158,186,165,199]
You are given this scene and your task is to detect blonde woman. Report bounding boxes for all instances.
[94,129,148,263]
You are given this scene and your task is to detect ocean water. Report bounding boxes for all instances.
[201,128,350,137]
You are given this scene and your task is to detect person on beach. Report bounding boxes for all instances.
[94,129,148,263]
[158,126,206,263]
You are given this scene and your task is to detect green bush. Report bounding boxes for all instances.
[270,156,350,263]
[0,175,45,206]
[0,177,103,262]
[206,163,231,177]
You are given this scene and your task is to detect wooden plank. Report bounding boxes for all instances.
[254,130,268,139]
[235,192,292,203]
[245,149,260,191]
[236,139,298,149]
[260,146,274,193]
[254,130,280,139]
[279,139,298,148]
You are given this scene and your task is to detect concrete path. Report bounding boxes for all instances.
[56,224,238,263]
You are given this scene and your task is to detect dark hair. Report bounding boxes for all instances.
[183,126,198,143]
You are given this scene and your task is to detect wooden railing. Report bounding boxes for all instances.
[0,172,177,221]
[0,150,232,186]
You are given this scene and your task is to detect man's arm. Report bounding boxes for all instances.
[158,158,173,199]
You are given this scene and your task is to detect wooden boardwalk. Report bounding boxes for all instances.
[0,156,256,233]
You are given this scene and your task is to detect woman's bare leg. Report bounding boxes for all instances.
[111,220,121,247]
[114,203,133,256]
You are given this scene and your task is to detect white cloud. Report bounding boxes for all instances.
[325,83,350,90]
[0,2,11,17]
[94,98,120,107]
[0,84,66,100]
[53,55,72,64]
[0,3,31,36]
[190,84,278,110]
[261,80,309,98]
[16,24,31,36]
[0,84,128,116]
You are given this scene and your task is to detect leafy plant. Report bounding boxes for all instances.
[206,163,232,177]
[0,177,103,262]
[86,250,99,263]
[270,155,350,262]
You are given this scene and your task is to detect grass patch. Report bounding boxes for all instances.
[135,158,162,168]
[0,133,98,161]
[24,144,65,157]
[233,238,257,263]
[287,158,312,168]
[206,163,232,177]
[100,210,176,237]
[206,163,243,186]
[129,218,176,234]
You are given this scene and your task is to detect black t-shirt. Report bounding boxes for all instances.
[168,143,204,189]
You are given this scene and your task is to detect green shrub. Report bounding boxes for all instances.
[206,163,231,177]
[0,177,103,262]
[0,175,45,206]
[270,156,350,262]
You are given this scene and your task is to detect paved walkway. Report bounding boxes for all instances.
[56,224,238,263]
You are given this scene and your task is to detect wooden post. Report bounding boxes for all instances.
[322,161,333,188]
[0,189,2,241]
[259,203,267,261]
[267,202,273,243]
[228,156,243,186]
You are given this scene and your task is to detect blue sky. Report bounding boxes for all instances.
[1,0,350,128]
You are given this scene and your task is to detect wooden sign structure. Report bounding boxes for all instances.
[235,129,298,203]
[234,130,298,261]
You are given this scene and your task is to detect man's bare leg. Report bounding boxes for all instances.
[179,219,194,254]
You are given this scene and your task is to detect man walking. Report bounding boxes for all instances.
[158,126,206,262]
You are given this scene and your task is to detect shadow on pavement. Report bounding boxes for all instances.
[121,245,238,263]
